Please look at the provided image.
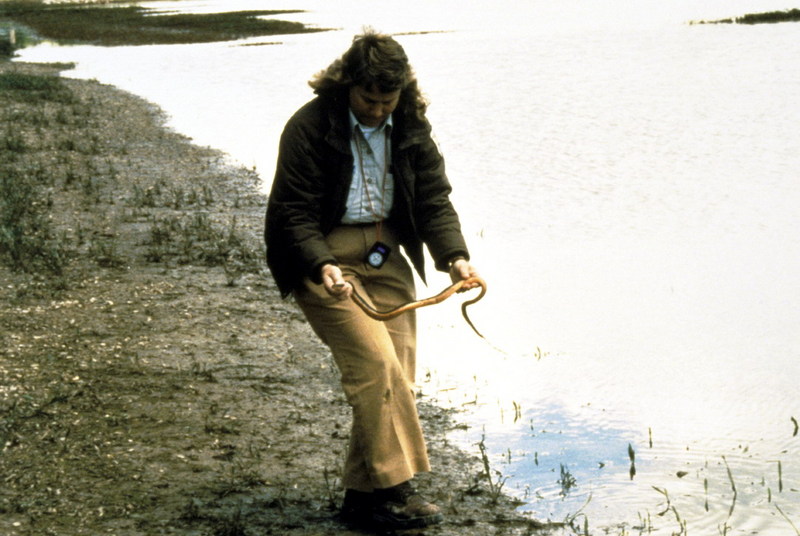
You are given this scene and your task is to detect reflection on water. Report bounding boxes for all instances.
[16,0,800,533]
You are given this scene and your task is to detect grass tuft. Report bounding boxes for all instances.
[0,72,75,103]
[0,168,70,275]
[477,433,509,504]
[144,212,261,284]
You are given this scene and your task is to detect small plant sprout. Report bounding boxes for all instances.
[722,455,737,520]
[476,432,508,504]
[775,503,800,536]
[628,443,636,480]
[558,463,577,497]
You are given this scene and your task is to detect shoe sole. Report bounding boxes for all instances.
[372,511,444,530]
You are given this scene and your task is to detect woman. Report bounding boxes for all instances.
[265,30,478,530]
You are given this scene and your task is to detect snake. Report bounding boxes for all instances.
[349,276,487,338]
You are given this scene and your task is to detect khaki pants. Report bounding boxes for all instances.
[293,224,430,492]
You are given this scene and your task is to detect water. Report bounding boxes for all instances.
[17,1,800,533]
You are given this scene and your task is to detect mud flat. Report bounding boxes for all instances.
[0,61,552,535]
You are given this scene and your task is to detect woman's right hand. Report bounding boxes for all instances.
[320,263,353,300]
[449,258,481,290]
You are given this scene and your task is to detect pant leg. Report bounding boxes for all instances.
[367,264,417,387]
[293,225,430,492]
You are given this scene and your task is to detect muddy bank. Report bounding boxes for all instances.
[0,61,554,536]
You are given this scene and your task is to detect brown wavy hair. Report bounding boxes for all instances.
[309,30,428,122]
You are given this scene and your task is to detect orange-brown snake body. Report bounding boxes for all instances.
[349,276,487,338]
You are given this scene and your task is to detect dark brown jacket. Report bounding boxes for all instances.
[265,94,468,298]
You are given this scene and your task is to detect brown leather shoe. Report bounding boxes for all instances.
[372,481,444,530]
[339,489,374,528]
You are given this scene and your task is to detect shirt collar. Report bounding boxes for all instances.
[348,109,393,136]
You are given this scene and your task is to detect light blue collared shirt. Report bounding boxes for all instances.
[341,111,394,224]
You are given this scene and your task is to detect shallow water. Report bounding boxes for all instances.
[17,0,800,533]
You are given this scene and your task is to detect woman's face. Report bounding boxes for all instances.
[348,85,401,127]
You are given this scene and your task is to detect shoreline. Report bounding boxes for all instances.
[0,61,547,535]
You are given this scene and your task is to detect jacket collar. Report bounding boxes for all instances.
[323,95,430,154]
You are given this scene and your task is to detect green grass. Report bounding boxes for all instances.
[144,213,261,285]
[0,40,14,58]
[692,8,800,25]
[0,1,327,46]
[735,9,800,24]
[0,72,75,274]
[0,167,69,275]
[0,68,263,284]
[0,72,74,103]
